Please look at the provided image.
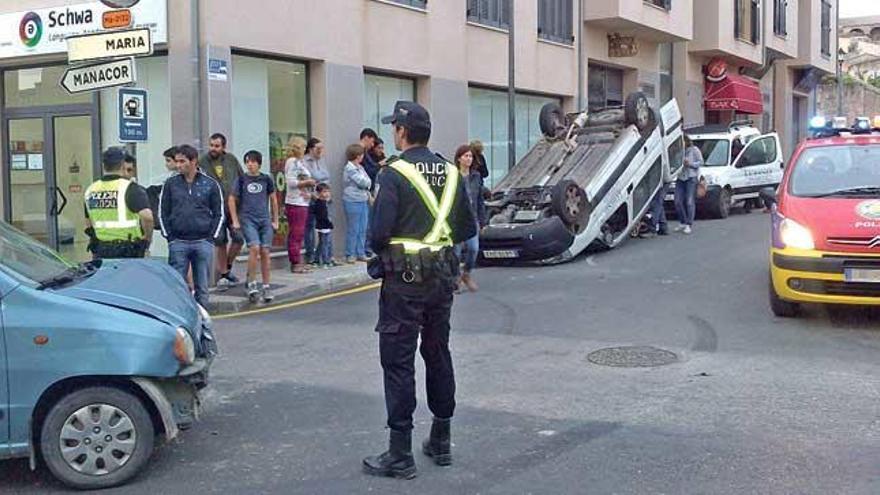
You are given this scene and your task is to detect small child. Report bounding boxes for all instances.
[310,183,335,268]
[229,150,279,303]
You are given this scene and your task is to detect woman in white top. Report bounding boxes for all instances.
[284,136,315,273]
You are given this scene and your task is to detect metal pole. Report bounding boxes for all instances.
[836,0,843,118]
[577,0,584,110]
[508,0,516,171]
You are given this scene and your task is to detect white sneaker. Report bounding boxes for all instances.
[683,225,692,235]
[674,224,687,232]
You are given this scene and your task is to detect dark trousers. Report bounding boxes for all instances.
[303,206,316,262]
[377,276,457,432]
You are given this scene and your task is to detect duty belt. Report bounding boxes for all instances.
[380,244,458,284]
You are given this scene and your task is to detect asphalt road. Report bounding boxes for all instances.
[3,210,879,494]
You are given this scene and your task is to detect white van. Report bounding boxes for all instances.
[666,121,784,218]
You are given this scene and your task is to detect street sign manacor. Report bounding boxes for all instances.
[67,27,152,63]
[60,58,136,94]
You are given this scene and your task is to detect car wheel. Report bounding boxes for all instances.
[624,92,655,133]
[708,188,731,219]
[40,386,155,490]
[769,273,800,318]
[552,180,591,232]
[539,102,567,138]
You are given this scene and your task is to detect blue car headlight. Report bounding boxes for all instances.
[174,327,196,365]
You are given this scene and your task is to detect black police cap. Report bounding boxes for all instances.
[381,101,431,131]
[102,147,126,167]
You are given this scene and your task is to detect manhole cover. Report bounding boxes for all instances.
[587,346,678,368]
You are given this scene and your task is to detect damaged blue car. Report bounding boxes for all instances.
[0,222,217,490]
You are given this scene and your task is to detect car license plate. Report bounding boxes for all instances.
[845,268,880,283]
[482,250,520,259]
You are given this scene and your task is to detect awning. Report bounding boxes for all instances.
[704,74,764,115]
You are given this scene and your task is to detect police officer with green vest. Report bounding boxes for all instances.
[362,101,476,479]
[84,147,153,259]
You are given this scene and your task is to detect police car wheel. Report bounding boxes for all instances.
[769,272,800,318]
[40,386,155,490]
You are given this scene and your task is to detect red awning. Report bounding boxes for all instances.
[704,74,764,115]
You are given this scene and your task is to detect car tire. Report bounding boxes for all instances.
[40,386,155,490]
[708,187,731,219]
[624,92,655,133]
[539,102,567,138]
[551,180,591,232]
[769,273,800,318]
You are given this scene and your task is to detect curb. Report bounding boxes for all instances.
[207,271,376,315]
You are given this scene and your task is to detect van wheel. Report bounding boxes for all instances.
[539,102,567,138]
[624,92,654,133]
[769,273,800,318]
[708,188,731,219]
[40,386,155,490]
[552,180,590,232]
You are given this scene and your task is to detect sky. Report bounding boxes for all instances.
[840,0,880,19]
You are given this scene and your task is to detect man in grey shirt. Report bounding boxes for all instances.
[674,135,703,235]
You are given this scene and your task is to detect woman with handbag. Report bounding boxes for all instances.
[674,135,704,235]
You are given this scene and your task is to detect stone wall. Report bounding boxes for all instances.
[817,79,880,121]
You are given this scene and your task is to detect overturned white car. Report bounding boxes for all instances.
[480,92,684,263]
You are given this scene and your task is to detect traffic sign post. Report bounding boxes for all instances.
[60,58,136,94]
[118,88,148,142]
[66,27,152,63]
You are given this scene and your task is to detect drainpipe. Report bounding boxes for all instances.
[836,0,843,117]
[508,2,516,172]
[192,0,204,149]
[577,0,584,110]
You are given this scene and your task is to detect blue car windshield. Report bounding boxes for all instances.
[790,145,880,197]
[0,222,74,284]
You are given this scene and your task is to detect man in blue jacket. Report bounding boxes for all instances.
[158,144,225,308]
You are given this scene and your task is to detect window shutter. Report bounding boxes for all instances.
[466,0,476,17]
[751,0,760,44]
[781,0,787,35]
[664,0,672,10]
[734,0,741,38]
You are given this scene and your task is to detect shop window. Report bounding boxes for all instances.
[537,0,573,44]
[467,0,510,30]
[5,66,92,107]
[821,0,832,57]
[363,73,416,151]
[735,0,760,44]
[659,43,674,105]
[588,65,624,111]
[644,0,671,10]
[773,0,787,37]
[468,87,561,186]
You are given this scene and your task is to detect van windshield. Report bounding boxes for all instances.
[693,139,730,167]
[790,145,880,198]
[0,221,74,284]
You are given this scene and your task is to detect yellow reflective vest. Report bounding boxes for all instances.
[84,178,144,242]
[387,159,460,254]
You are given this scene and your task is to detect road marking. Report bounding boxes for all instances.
[214,283,381,320]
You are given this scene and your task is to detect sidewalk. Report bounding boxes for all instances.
[207,256,376,315]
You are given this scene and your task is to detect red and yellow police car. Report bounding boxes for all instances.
[763,116,880,317]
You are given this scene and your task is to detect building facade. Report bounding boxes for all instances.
[0,0,837,260]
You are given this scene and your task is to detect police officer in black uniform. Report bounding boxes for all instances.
[362,102,476,479]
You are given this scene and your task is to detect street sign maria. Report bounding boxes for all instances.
[66,27,151,63]
[60,58,135,94]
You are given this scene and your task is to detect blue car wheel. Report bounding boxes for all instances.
[40,386,155,490]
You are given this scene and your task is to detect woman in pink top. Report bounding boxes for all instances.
[284,137,315,273]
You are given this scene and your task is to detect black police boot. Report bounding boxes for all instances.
[362,429,417,479]
[422,417,452,466]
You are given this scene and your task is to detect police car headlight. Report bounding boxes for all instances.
[197,304,212,327]
[780,219,815,250]
[173,327,196,365]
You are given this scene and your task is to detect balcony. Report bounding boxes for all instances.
[583,0,693,42]
[689,0,763,67]
[790,0,836,73]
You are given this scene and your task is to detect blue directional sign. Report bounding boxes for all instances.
[118,87,148,142]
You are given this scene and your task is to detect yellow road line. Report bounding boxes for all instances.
[214,282,381,320]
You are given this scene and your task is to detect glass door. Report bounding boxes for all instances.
[7,118,50,246]
[52,115,95,262]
